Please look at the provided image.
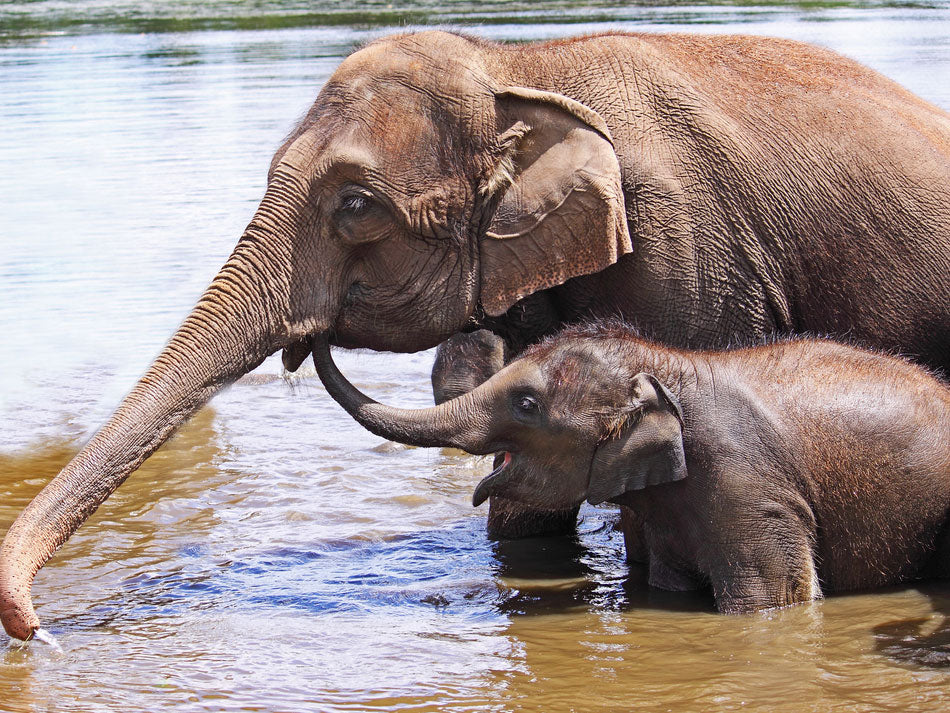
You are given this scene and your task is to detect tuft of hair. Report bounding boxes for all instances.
[480,150,518,197]
[600,403,643,443]
[480,120,531,197]
[521,317,644,361]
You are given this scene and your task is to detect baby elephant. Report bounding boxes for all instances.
[312,325,950,613]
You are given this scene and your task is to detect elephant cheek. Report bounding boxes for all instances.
[332,237,478,351]
[333,302,465,352]
[508,462,587,511]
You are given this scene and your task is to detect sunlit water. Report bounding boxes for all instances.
[2,3,950,711]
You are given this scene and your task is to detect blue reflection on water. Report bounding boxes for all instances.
[79,506,638,632]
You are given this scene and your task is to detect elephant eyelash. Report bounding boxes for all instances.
[338,192,374,215]
[511,392,543,422]
[341,195,366,212]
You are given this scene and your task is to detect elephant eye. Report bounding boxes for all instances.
[335,185,390,244]
[337,189,374,217]
[512,392,541,421]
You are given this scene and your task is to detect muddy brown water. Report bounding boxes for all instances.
[2,3,950,711]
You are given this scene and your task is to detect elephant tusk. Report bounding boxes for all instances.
[472,451,512,507]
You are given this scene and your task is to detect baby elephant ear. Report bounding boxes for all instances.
[478,87,632,317]
[587,373,687,505]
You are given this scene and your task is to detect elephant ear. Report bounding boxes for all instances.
[587,373,687,505]
[479,87,632,317]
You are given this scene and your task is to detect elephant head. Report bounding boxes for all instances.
[311,332,688,513]
[0,31,632,639]
[430,331,507,405]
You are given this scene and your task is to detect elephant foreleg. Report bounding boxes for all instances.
[619,505,649,563]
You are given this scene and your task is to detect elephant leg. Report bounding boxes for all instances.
[708,515,821,614]
[924,517,950,580]
[619,505,649,563]
[648,556,702,592]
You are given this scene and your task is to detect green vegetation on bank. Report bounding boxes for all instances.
[1,0,944,40]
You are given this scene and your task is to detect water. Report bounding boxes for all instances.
[2,2,950,710]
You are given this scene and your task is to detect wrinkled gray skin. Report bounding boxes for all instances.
[3,30,950,639]
[313,328,950,613]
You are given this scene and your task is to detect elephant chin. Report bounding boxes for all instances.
[282,338,313,372]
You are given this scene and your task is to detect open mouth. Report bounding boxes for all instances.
[472,451,513,507]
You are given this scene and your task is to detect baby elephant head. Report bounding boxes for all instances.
[313,335,688,510]
[472,368,688,509]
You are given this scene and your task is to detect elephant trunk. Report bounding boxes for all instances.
[311,334,498,454]
[0,189,317,640]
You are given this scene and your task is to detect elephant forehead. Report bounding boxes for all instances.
[546,343,618,387]
[326,39,493,139]
[543,349,627,414]
[335,32,489,92]
[314,119,468,200]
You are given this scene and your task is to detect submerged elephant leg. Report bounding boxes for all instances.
[619,505,649,563]
[923,517,950,580]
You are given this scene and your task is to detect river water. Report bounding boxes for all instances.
[1,2,949,711]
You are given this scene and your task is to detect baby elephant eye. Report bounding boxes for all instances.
[512,393,540,420]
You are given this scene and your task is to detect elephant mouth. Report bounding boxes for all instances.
[282,337,314,372]
[472,451,513,506]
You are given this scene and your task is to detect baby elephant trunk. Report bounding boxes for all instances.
[311,334,497,454]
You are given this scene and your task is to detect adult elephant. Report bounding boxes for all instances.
[2,30,949,640]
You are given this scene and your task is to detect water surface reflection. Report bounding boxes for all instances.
[2,3,950,711]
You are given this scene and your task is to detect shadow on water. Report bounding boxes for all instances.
[873,585,950,669]
[14,407,224,538]
[491,506,715,618]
